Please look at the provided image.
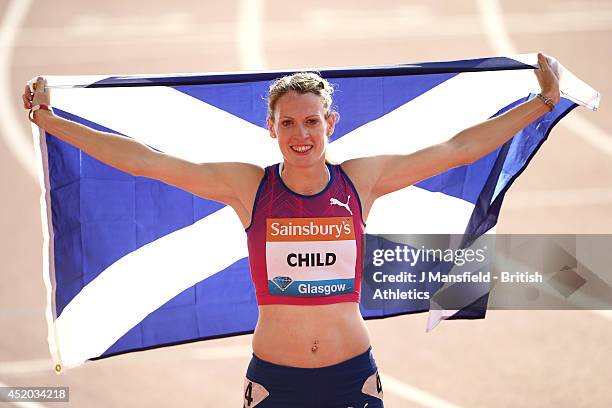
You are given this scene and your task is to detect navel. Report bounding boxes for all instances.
[311,339,319,353]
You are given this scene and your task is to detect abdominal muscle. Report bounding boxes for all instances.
[252,302,371,368]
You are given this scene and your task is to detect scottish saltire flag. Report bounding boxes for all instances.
[31,54,599,371]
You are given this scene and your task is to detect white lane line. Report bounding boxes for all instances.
[193,346,464,407]
[0,0,36,179]
[2,352,466,408]
[382,373,462,408]
[192,344,252,360]
[237,0,266,70]
[562,113,612,157]
[476,0,612,159]
[475,0,515,53]
[502,187,612,209]
[245,1,461,406]
[0,380,49,408]
[10,8,612,49]
[477,0,612,325]
[0,360,53,376]
[590,310,612,321]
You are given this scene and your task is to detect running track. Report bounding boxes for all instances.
[1,1,611,406]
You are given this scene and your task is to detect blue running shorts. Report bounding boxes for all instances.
[243,347,384,408]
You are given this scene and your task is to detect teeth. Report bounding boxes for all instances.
[292,145,312,153]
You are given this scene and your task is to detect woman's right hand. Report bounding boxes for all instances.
[22,76,52,123]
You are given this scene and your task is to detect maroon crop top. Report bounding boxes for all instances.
[245,163,365,305]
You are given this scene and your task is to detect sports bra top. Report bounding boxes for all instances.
[245,162,365,305]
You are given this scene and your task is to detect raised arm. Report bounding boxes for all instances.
[23,77,263,227]
[342,53,560,219]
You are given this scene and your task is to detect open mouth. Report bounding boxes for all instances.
[290,145,313,153]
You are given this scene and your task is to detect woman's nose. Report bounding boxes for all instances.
[295,125,310,139]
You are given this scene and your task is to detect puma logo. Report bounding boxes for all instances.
[330,195,353,215]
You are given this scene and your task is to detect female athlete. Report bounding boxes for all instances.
[23,53,559,407]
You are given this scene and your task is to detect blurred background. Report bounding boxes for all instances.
[1,0,611,406]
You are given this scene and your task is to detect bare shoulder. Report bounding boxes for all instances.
[220,162,265,188]
[186,162,264,229]
[340,142,462,203]
[225,162,265,203]
[214,162,265,228]
[143,155,264,227]
[339,156,386,190]
[339,157,387,221]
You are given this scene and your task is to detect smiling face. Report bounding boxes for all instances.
[268,90,335,168]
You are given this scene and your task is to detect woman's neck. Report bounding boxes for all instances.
[280,161,330,195]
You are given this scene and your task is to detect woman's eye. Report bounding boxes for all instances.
[307,119,319,125]
[281,120,292,126]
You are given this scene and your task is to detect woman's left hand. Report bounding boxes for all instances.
[534,52,561,104]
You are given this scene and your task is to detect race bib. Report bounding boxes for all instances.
[243,378,269,407]
[266,217,356,297]
[361,371,384,400]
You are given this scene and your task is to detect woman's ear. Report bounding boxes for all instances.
[267,117,277,138]
[326,113,336,137]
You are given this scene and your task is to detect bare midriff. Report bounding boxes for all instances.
[252,302,371,368]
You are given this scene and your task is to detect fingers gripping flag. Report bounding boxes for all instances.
[31,54,599,371]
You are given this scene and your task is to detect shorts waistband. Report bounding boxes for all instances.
[250,346,375,377]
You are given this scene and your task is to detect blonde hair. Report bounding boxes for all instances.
[267,72,336,121]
